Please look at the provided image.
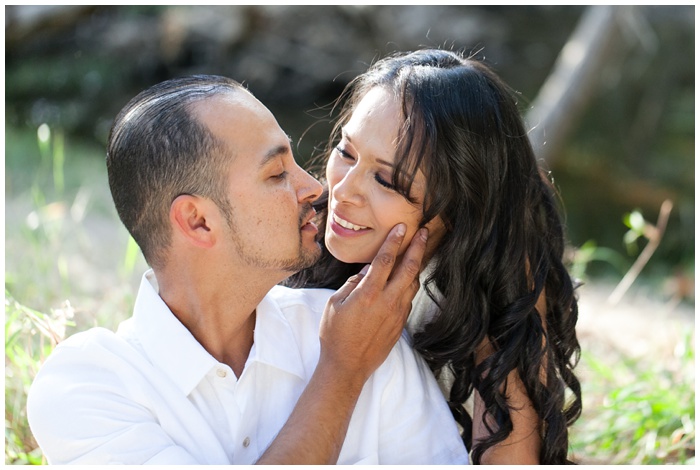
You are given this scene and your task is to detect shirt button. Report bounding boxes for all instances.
[243,437,251,448]
[216,368,227,378]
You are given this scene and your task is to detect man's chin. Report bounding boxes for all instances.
[300,243,323,269]
[281,243,322,274]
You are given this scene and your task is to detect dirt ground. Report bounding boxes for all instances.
[575,280,694,363]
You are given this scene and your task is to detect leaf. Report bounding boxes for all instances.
[623,209,646,232]
[623,229,641,245]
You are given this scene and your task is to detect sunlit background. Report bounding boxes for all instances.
[5,5,695,464]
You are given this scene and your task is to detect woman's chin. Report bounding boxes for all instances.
[326,243,372,265]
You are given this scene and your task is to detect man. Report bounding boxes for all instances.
[27,75,468,464]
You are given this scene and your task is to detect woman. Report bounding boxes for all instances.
[288,49,582,464]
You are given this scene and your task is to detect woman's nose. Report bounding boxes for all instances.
[331,166,366,205]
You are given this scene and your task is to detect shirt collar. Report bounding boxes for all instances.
[251,287,306,380]
[131,272,306,396]
[131,270,218,396]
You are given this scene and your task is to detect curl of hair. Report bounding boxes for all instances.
[287,49,581,463]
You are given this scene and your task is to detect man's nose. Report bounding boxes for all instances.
[296,166,323,203]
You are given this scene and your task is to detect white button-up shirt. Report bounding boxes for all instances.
[28,270,468,465]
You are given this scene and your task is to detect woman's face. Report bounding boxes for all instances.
[325,87,443,264]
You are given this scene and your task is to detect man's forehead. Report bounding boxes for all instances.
[191,91,292,165]
[190,89,256,120]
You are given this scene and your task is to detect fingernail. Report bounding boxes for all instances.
[396,223,406,237]
[359,265,370,275]
[419,228,428,241]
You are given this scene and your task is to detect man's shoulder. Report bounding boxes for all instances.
[365,330,435,394]
[267,285,335,313]
[30,324,144,387]
[27,326,140,417]
[50,326,127,354]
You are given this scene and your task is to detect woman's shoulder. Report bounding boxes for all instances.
[407,262,444,336]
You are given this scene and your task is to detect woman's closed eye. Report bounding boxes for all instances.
[335,146,355,162]
[374,173,395,190]
[336,145,398,191]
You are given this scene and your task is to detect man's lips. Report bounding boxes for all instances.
[301,207,317,227]
[300,205,319,234]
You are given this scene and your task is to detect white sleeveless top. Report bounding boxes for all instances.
[407,263,475,420]
[406,264,456,399]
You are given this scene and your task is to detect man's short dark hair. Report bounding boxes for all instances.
[107,75,244,268]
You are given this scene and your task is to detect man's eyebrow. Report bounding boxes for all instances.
[259,137,292,168]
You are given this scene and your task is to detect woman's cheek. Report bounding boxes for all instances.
[326,236,374,264]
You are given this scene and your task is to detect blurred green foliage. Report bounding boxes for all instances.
[571,334,695,464]
[6,6,693,280]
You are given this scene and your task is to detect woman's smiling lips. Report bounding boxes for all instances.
[329,210,371,237]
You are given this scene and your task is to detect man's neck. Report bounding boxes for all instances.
[155,268,279,377]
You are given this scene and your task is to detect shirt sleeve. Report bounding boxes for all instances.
[26,331,200,465]
[374,335,470,464]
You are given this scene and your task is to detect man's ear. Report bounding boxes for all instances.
[170,194,218,249]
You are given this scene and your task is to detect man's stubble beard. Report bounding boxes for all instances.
[228,203,321,274]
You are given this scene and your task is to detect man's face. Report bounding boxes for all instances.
[193,91,323,274]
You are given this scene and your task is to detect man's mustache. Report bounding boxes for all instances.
[299,203,316,228]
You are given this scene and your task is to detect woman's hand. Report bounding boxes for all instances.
[320,223,428,384]
[257,224,427,465]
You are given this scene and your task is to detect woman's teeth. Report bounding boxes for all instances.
[333,213,368,231]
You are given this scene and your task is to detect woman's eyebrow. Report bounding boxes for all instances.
[340,127,403,173]
[376,158,395,170]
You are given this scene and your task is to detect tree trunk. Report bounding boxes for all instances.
[525,5,624,164]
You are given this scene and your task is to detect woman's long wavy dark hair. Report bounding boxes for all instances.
[287,49,582,463]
